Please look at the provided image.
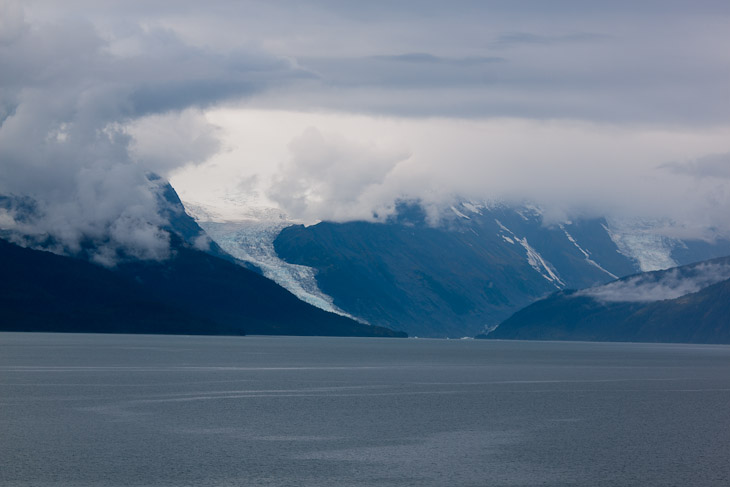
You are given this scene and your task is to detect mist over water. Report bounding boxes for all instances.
[2,333,730,486]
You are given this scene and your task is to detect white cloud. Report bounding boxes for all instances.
[661,152,730,180]
[4,0,730,254]
[577,262,730,303]
[172,109,730,235]
[268,127,409,222]
[0,2,302,263]
[126,109,222,177]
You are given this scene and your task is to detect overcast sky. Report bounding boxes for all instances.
[2,0,730,258]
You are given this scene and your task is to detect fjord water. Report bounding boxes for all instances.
[2,334,730,486]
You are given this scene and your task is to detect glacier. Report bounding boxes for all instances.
[184,196,730,338]
[198,220,355,318]
[603,218,680,272]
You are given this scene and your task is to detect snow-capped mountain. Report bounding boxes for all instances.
[191,199,730,338]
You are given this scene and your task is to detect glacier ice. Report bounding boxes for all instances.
[198,220,356,319]
[603,218,679,272]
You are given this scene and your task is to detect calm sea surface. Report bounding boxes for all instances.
[2,333,730,486]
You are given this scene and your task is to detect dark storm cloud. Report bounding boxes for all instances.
[119,38,311,116]
[25,0,730,124]
[491,32,610,48]
[297,53,505,89]
[217,1,728,124]
[0,2,305,263]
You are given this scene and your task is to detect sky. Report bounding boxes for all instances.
[1,0,730,260]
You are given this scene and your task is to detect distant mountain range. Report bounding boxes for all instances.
[0,181,405,338]
[267,201,730,337]
[482,256,730,344]
[7,178,730,341]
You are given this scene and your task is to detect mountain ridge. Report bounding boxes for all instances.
[271,201,730,337]
[0,180,406,338]
[482,255,730,344]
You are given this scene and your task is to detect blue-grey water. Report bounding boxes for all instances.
[2,333,730,486]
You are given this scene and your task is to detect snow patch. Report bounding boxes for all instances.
[516,237,565,288]
[514,205,541,221]
[494,219,513,235]
[182,198,292,225]
[495,219,516,244]
[461,202,483,214]
[496,218,562,286]
[560,225,618,279]
[450,205,470,220]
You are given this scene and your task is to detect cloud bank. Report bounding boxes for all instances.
[268,127,409,222]
[3,0,730,256]
[174,110,730,237]
[577,262,730,303]
[0,1,301,263]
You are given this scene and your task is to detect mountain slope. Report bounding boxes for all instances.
[114,235,406,337]
[273,202,636,337]
[0,235,405,337]
[152,180,405,336]
[483,256,730,344]
[272,201,730,338]
[0,238,224,335]
[1,178,406,338]
[199,219,346,315]
[275,219,551,337]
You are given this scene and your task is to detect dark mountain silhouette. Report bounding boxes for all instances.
[0,238,223,335]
